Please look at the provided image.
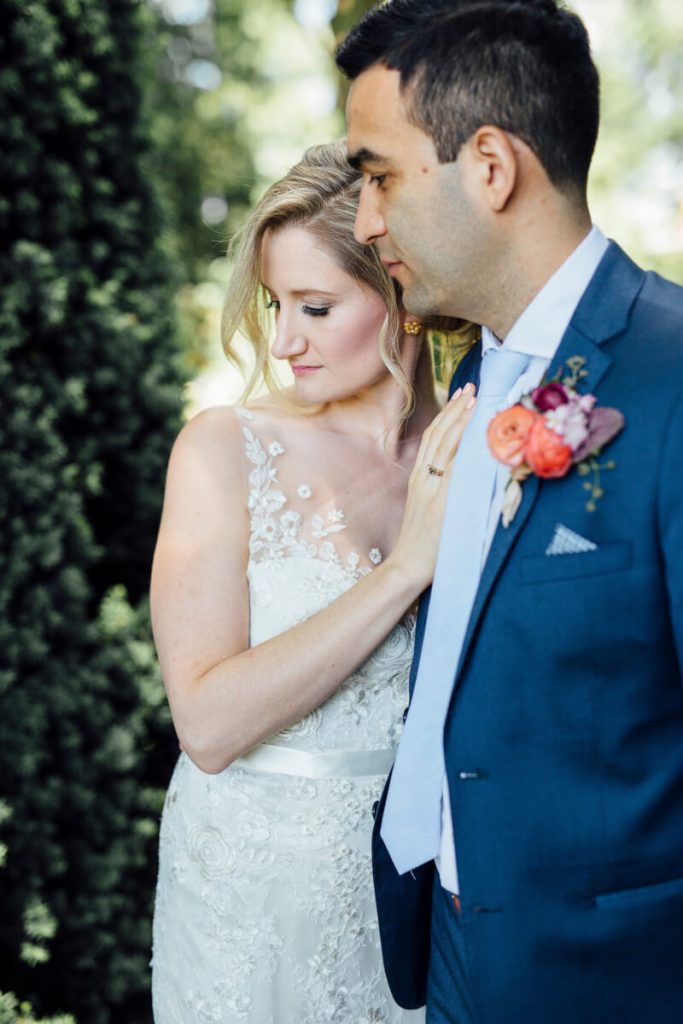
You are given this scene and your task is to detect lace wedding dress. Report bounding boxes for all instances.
[152,406,424,1023]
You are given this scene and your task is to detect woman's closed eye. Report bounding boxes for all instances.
[302,305,331,317]
[266,297,330,317]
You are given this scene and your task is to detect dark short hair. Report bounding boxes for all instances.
[336,0,600,195]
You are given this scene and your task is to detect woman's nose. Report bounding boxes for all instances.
[270,311,307,361]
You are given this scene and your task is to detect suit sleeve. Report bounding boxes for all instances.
[657,391,683,678]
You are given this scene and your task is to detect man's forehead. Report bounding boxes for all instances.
[347,66,437,170]
[346,65,408,157]
[347,64,405,123]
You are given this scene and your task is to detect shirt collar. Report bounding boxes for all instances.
[482,225,609,360]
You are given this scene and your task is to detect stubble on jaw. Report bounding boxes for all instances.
[397,158,490,323]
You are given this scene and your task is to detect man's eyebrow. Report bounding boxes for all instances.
[347,147,387,171]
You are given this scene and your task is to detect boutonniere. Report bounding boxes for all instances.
[487,356,625,528]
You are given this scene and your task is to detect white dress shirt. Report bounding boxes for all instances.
[436,225,610,893]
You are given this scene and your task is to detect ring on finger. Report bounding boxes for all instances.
[426,463,445,477]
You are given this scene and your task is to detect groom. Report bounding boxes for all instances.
[337,2,683,1022]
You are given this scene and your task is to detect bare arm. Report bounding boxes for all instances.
[151,393,474,773]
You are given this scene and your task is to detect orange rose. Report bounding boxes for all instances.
[524,417,573,478]
[487,405,538,468]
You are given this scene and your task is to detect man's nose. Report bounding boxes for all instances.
[354,185,387,245]
[270,312,307,360]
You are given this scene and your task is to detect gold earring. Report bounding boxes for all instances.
[403,320,423,335]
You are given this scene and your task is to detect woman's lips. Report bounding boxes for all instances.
[291,364,322,376]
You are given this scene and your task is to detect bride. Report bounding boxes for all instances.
[151,141,476,1023]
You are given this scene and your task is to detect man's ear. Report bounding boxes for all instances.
[468,125,520,213]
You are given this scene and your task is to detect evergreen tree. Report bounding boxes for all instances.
[0,987,74,1024]
[0,1,185,1020]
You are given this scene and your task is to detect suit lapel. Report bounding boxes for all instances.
[449,339,482,396]
[452,242,645,682]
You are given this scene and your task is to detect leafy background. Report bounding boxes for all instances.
[0,0,680,1020]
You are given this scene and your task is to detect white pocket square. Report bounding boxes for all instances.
[545,523,598,557]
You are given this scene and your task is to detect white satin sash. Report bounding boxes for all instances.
[233,743,395,779]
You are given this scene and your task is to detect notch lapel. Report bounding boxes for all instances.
[451,242,645,684]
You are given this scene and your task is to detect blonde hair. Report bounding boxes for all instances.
[221,140,478,414]
[222,141,409,409]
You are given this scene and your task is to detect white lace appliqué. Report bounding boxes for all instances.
[242,420,380,580]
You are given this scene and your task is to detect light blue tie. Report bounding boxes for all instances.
[381,346,531,874]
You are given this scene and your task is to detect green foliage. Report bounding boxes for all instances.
[581,0,683,282]
[150,0,270,283]
[331,0,374,45]
[331,0,375,121]
[148,0,346,386]
[150,0,343,284]
[0,990,75,1024]
[21,900,58,968]
[0,0,184,1019]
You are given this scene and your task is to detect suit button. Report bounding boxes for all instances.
[402,706,409,724]
[458,770,486,780]
[371,800,379,820]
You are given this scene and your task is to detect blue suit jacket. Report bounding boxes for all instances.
[372,243,683,1022]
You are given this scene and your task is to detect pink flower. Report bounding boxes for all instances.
[487,405,539,468]
[578,393,597,414]
[573,407,625,462]
[524,418,574,478]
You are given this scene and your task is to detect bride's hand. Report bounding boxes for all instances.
[390,385,476,590]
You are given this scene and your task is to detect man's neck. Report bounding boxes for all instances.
[486,213,593,340]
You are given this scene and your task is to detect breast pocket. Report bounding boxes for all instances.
[595,873,683,911]
[519,541,632,584]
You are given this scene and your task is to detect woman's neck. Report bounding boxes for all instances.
[314,339,441,459]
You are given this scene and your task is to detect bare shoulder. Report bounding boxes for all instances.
[151,406,252,690]
[173,404,244,455]
[159,405,250,536]
[167,405,249,484]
